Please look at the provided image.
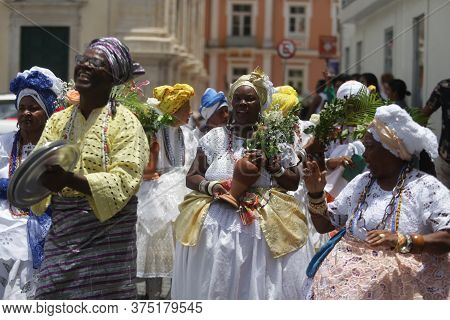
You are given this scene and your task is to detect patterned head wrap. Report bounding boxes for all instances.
[88,37,133,85]
[367,104,438,161]
[10,66,63,118]
[199,88,229,121]
[228,67,274,110]
[265,85,299,115]
[149,84,195,115]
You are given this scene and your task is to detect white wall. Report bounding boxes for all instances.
[340,0,450,137]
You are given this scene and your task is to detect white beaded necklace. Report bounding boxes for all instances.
[63,104,112,170]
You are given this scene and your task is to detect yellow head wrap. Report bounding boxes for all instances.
[228,67,273,110]
[265,85,299,115]
[152,83,195,115]
[276,85,298,97]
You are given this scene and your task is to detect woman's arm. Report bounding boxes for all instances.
[272,166,300,191]
[186,147,208,191]
[143,136,160,180]
[367,229,450,255]
[422,230,450,254]
[186,148,228,196]
[39,165,92,195]
[303,161,336,233]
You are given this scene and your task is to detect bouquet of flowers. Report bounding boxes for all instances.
[53,79,78,112]
[110,80,173,138]
[245,104,301,159]
[304,88,384,145]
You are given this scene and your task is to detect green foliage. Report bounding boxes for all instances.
[111,81,173,138]
[245,104,301,159]
[406,107,429,126]
[304,89,383,145]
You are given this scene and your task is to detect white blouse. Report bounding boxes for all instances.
[199,127,299,187]
[329,169,450,239]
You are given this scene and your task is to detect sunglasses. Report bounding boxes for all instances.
[75,54,107,69]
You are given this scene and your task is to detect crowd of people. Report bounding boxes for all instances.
[0,37,448,300]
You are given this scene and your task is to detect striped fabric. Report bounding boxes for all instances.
[34,196,138,300]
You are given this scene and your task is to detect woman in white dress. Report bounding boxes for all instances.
[173,69,313,299]
[136,84,198,299]
[304,104,450,299]
[321,81,369,201]
[0,67,62,299]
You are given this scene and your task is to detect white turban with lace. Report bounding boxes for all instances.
[367,104,438,161]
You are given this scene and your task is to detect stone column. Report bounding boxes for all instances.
[263,0,273,48]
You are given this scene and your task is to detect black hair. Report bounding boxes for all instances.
[361,73,381,93]
[332,74,351,86]
[388,79,411,100]
[316,79,326,93]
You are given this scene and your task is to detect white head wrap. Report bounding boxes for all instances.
[367,104,438,161]
[336,80,369,100]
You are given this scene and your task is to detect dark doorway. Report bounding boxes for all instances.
[20,26,70,81]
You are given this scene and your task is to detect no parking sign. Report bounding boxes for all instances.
[277,39,296,59]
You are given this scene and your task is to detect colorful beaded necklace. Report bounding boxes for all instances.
[226,126,243,163]
[8,131,31,217]
[63,104,112,170]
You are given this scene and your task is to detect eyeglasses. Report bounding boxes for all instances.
[75,54,107,69]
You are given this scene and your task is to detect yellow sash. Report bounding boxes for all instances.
[174,189,308,258]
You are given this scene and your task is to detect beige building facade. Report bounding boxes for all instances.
[0,0,208,104]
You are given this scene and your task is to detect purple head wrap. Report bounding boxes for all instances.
[88,37,134,85]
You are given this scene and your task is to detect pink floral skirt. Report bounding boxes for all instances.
[311,236,450,300]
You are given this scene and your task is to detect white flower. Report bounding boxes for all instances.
[264,110,284,125]
[147,97,162,114]
[309,114,320,125]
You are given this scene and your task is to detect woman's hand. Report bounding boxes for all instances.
[39,165,69,192]
[303,137,325,155]
[266,155,282,174]
[303,161,327,195]
[245,149,265,169]
[212,184,229,198]
[143,172,160,180]
[326,156,354,170]
[366,230,398,250]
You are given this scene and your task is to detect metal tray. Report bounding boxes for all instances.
[8,140,79,208]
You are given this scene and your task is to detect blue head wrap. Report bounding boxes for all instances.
[199,88,228,121]
[9,66,63,118]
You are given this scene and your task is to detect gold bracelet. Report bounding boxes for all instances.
[411,234,425,253]
[308,201,328,216]
[308,192,326,204]
[394,233,406,252]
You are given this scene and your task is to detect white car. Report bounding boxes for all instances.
[0,93,18,134]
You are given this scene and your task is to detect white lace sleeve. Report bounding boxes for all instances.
[416,174,450,232]
[199,127,227,165]
[328,172,371,228]
[278,143,300,168]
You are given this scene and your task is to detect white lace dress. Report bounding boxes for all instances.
[0,132,35,299]
[311,169,450,299]
[172,127,316,299]
[136,126,198,278]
